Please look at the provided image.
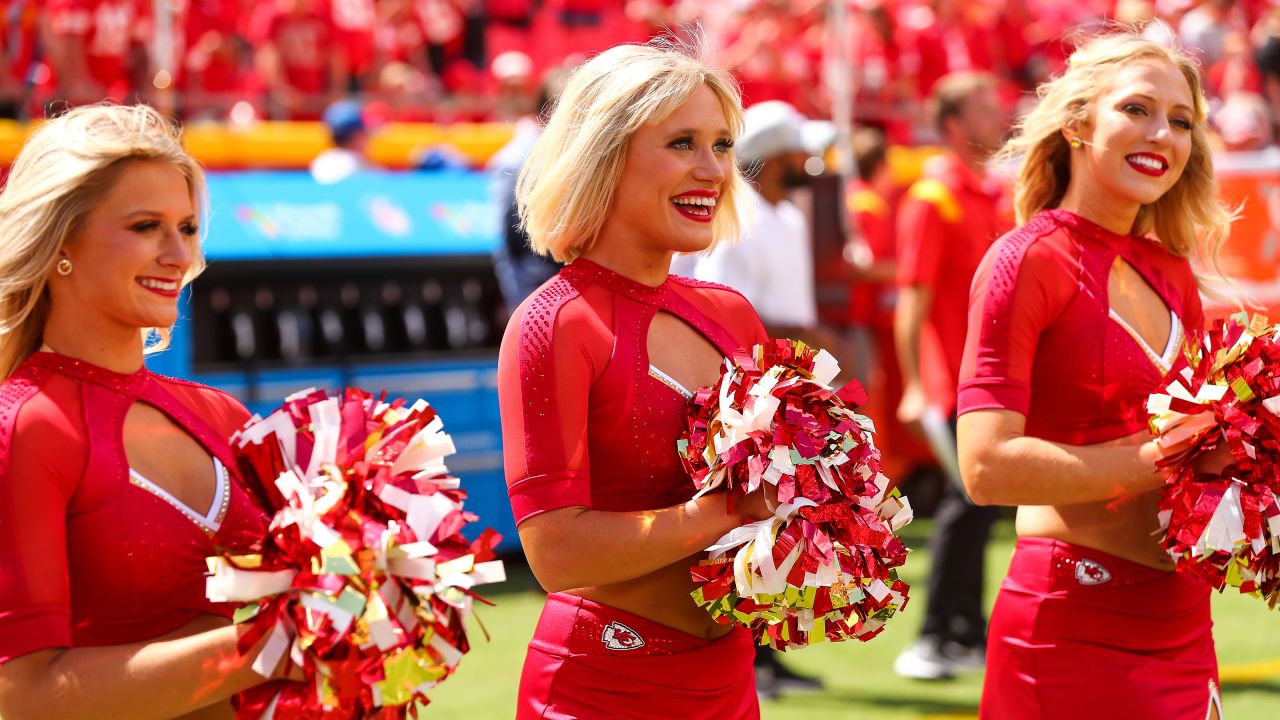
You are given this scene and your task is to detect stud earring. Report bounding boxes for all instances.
[56,257,73,276]
[1069,137,1082,149]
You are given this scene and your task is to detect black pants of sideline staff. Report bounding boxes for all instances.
[920,473,1001,650]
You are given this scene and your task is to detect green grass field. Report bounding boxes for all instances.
[426,519,1280,719]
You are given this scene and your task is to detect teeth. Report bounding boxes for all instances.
[672,196,716,207]
[1128,155,1164,170]
[138,278,179,291]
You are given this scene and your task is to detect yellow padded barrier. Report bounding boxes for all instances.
[0,117,941,179]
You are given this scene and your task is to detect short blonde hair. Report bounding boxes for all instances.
[516,33,750,263]
[0,104,208,379]
[999,31,1231,262]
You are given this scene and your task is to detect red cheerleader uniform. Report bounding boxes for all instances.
[0,351,269,664]
[497,259,767,719]
[958,209,1219,719]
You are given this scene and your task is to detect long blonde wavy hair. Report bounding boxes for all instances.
[516,31,750,263]
[0,104,208,380]
[999,31,1232,262]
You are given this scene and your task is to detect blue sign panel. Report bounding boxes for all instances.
[203,170,501,260]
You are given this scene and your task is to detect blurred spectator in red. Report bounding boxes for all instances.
[370,61,438,121]
[1214,91,1276,151]
[1115,0,1157,29]
[624,0,681,35]
[437,58,493,121]
[490,49,534,121]
[43,0,153,105]
[846,126,897,347]
[0,0,39,118]
[896,0,994,103]
[485,0,540,64]
[1253,6,1280,127]
[330,0,377,91]
[842,125,938,492]
[1179,0,1247,66]
[718,0,825,111]
[250,0,344,119]
[1208,30,1263,99]
[419,0,487,85]
[374,0,436,87]
[850,0,914,143]
[179,0,249,120]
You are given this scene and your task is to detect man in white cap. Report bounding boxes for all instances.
[677,100,831,343]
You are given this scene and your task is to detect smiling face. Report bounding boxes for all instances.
[601,84,734,259]
[1071,59,1196,211]
[47,160,199,341]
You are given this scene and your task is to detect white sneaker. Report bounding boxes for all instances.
[893,638,954,680]
[942,641,986,674]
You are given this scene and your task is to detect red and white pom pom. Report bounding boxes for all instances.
[1148,314,1280,608]
[207,388,506,718]
[680,339,912,649]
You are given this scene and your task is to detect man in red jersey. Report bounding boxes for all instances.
[893,71,1009,680]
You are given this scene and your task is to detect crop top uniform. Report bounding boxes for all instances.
[498,259,768,720]
[958,209,1219,720]
[0,351,269,664]
[499,258,768,525]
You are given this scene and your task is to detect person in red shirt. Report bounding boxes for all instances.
[1206,30,1263,99]
[499,37,772,718]
[43,0,152,104]
[0,0,38,117]
[843,126,937,486]
[329,0,376,90]
[896,0,994,103]
[250,0,343,119]
[0,105,297,718]
[958,33,1233,718]
[717,0,825,109]
[893,70,1009,680]
[850,1,914,143]
[179,0,249,119]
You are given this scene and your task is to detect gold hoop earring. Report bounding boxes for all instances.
[56,257,73,276]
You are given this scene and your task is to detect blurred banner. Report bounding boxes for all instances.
[203,169,500,260]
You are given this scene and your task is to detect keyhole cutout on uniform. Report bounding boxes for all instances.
[647,311,725,399]
[1107,256,1180,370]
[123,402,224,530]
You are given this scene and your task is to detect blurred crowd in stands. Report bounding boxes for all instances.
[3,0,1280,149]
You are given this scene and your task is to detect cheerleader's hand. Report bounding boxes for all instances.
[736,482,781,523]
[1192,440,1235,478]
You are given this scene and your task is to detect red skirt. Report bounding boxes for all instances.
[517,592,759,719]
[982,537,1220,720]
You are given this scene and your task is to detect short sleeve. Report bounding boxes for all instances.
[0,391,81,664]
[895,191,949,288]
[497,284,599,526]
[174,383,253,439]
[957,232,1069,417]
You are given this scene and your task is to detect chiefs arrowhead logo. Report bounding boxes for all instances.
[601,621,645,651]
[1074,558,1112,586]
